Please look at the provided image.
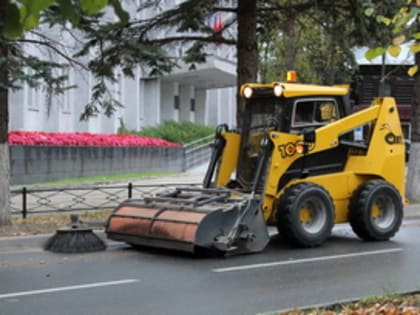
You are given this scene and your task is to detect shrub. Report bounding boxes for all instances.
[119,120,215,144]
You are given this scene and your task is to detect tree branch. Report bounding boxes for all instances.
[149,35,236,46]
[257,1,315,13]
[14,38,88,70]
[213,6,237,13]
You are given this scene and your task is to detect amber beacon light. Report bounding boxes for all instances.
[286,70,297,83]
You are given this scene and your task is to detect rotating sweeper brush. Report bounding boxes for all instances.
[105,187,270,255]
[45,214,106,253]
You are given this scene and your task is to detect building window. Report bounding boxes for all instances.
[190,98,195,112]
[61,68,73,114]
[114,72,124,104]
[174,95,180,110]
[24,68,41,111]
[25,86,40,111]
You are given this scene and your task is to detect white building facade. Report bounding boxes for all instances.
[8,1,237,134]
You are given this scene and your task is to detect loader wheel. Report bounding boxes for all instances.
[348,180,403,241]
[276,183,334,247]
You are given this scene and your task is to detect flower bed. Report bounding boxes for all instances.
[9,131,181,147]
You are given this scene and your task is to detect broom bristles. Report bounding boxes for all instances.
[44,229,106,253]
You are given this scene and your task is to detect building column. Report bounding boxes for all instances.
[195,89,206,125]
[140,78,160,128]
[123,66,141,131]
[217,89,222,125]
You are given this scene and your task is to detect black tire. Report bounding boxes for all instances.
[348,180,403,241]
[276,183,335,247]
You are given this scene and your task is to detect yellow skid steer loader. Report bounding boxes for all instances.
[106,80,406,255]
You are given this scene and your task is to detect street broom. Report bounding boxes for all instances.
[44,214,106,253]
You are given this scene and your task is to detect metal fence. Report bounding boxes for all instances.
[9,134,215,218]
[184,135,214,170]
[10,182,201,219]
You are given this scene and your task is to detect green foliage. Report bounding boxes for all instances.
[55,0,80,25]
[364,47,387,60]
[0,45,68,93]
[118,120,215,144]
[3,0,117,38]
[3,0,130,38]
[258,3,359,85]
[1,0,221,123]
[19,0,55,32]
[79,79,122,121]
[359,0,406,45]
[4,3,23,38]
[175,0,214,33]
[363,0,419,75]
[184,42,207,64]
[258,0,417,85]
[1,0,133,120]
[80,0,108,15]
[108,0,129,25]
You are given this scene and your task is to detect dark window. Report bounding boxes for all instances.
[190,98,195,112]
[174,95,180,110]
[292,99,339,127]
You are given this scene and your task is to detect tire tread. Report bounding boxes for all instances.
[348,179,403,241]
[276,183,334,247]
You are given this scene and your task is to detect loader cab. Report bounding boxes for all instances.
[236,96,286,189]
[236,83,351,192]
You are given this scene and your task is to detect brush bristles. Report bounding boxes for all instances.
[44,229,106,253]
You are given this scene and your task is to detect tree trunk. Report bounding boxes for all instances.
[0,1,11,225]
[284,16,296,71]
[236,0,257,129]
[406,30,420,201]
[378,54,386,97]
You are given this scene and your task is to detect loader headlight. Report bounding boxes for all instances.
[273,84,283,97]
[243,86,253,98]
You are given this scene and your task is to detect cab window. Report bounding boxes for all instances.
[292,99,339,127]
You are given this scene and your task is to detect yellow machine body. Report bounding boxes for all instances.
[215,97,405,225]
[107,81,406,255]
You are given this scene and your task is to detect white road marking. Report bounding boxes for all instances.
[212,248,403,273]
[0,279,140,299]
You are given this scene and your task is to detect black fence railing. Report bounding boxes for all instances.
[10,182,201,219]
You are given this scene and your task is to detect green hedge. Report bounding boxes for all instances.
[118,120,215,144]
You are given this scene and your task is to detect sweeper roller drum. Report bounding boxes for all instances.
[105,188,269,254]
[106,204,208,252]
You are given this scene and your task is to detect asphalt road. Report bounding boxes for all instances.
[1,220,420,315]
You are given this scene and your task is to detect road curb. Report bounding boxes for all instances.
[405,204,420,218]
[258,289,420,315]
[0,234,51,251]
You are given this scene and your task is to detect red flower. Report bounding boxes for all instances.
[8,131,181,147]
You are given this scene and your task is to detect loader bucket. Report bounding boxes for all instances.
[105,188,270,255]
